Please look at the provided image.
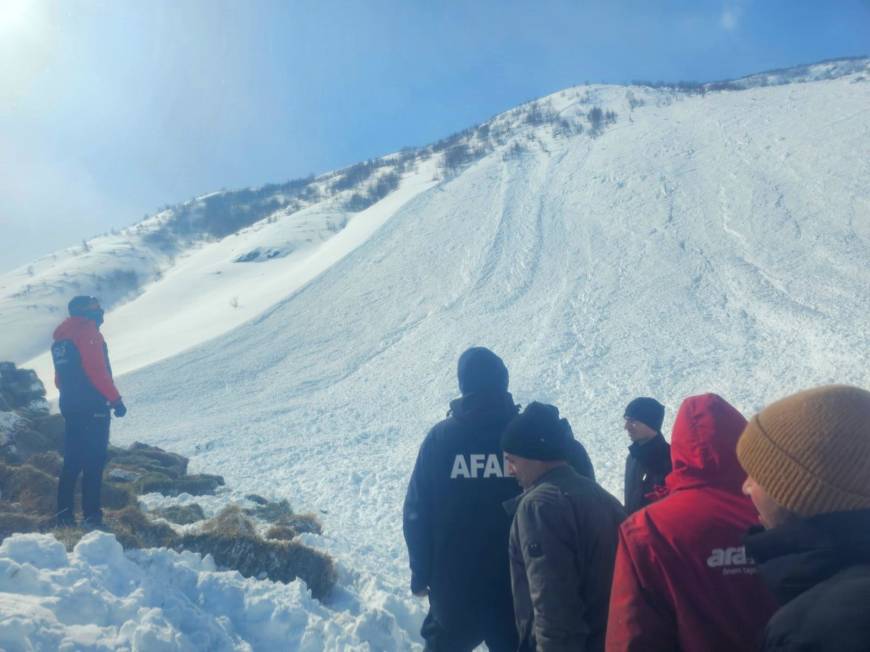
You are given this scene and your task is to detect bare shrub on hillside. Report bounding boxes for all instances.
[524,102,558,126]
[345,171,401,212]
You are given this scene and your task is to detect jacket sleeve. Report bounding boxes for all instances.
[403,432,435,593]
[516,496,589,652]
[73,329,121,403]
[605,523,678,652]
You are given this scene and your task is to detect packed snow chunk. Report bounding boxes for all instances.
[0,530,397,651]
[0,593,66,651]
[0,531,68,569]
[73,530,129,567]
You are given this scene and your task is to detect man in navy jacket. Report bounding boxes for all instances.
[403,347,597,651]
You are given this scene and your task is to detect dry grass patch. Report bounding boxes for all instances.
[154,503,205,525]
[0,461,58,515]
[107,506,179,549]
[182,506,336,599]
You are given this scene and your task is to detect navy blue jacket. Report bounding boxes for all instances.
[403,392,595,632]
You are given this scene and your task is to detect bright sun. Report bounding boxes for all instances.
[0,0,40,39]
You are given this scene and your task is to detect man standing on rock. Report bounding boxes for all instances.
[51,296,126,528]
[623,397,671,514]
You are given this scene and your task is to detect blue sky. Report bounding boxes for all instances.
[1,0,867,271]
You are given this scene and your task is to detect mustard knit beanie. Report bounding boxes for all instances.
[737,385,870,517]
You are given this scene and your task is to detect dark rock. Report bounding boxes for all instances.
[155,503,206,525]
[0,365,47,410]
[245,498,293,523]
[135,472,224,497]
[107,467,142,483]
[109,442,188,479]
[265,514,323,540]
[284,513,322,536]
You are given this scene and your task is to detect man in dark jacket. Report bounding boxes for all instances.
[51,296,126,528]
[623,397,671,513]
[606,394,777,652]
[502,402,625,652]
[738,385,870,652]
[403,348,594,652]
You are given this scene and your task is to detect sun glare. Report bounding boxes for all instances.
[0,0,40,39]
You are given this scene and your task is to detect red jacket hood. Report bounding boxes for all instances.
[54,316,99,342]
[665,393,748,495]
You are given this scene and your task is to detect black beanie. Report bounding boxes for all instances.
[457,347,509,396]
[68,295,99,317]
[501,402,569,461]
[624,397,665,433]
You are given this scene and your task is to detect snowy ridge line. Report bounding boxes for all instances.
[3,57,867,372]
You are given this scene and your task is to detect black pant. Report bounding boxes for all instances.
[57,411,110,522]
[421,601,518,652]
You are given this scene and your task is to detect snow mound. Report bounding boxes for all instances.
[0,531,420,651]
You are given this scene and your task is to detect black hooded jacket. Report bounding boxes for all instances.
[403,391,521,631]
[744,509,870,651]
[624,433,671,514]
[403,392,596,632]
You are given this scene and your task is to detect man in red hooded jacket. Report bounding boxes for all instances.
[51,296,126,528]
[605,393,777,652]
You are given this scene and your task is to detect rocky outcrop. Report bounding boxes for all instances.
[0,362,49,416]
[0,363,336,599]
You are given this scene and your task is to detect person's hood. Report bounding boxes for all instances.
[53,316,99,341]
[456,347,509,396]
[665,393,748,494]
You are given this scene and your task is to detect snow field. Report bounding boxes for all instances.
[0,67,868,650]
[0,531,418,651]
[105,74,867,648]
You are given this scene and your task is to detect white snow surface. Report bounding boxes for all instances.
[0,532,417,651]
[1,66,870,650]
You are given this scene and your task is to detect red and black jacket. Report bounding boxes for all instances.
[52,316,121,416]
[606,394,778,652]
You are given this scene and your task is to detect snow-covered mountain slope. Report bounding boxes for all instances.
[1,59,869,649]
[0,158,431,367]
[6,57,867,379]
[107,68,869,648]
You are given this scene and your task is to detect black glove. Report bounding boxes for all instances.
[112,399,127,418]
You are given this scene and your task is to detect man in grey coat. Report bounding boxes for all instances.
[502,402,625,652]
